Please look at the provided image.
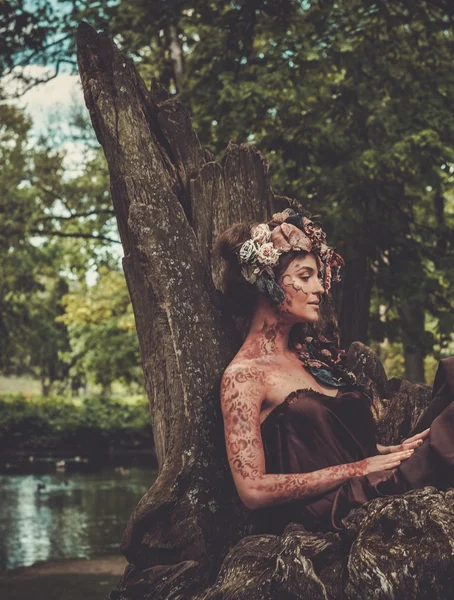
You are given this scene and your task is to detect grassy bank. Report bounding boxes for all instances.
[0,555,125,600]
[0,394,153,455]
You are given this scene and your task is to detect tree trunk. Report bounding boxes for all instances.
[337,248,372,350]
[398,302,426,383]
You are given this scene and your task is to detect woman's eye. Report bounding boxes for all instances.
[301,276,310,281]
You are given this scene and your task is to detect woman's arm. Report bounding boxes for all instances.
[221,363,415,510]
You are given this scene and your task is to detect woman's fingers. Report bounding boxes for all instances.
[388,458,405,469]
[389,428,431,453]
[401,439,424,450]
[364,448,415,474]
[386,449,414,467]
[393,449,414,460]
[402,428,430,445]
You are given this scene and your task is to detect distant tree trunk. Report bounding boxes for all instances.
[41,378,52,397]
[337,248,373,350]
[169,24,184,92]
[101,383,112,397]
[398,302,426,383]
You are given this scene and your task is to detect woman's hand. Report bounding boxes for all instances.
[377,428,430,455]
[359,448,416,475]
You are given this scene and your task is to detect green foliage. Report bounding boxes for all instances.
[58,267,143,392]
[0,393,152,454]
[0,0,74,96]
[0,102,71,381]
[0,101,134,392]
[369,340,406,380]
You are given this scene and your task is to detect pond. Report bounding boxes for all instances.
[0,466,157,569]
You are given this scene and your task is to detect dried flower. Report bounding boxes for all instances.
[251,223,271,245]
[307,359,323,368]
[271,211,289,224]
[239,239,258,263]
[235,211,344,304]
[256,242,281,267]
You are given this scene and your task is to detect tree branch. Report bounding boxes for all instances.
[30,229,121,244]
[39,209,115,222]
[13,34,74,70]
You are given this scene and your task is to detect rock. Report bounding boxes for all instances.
[193,489,454,600]
[197,524,342,600]
[342,488,454,600]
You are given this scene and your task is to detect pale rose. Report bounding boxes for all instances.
[251,223,271,245]
[256,242,280,266]
[271,223,312,253]
[238,239,258,263]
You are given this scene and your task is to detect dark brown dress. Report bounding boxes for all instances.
[257,357,454,533]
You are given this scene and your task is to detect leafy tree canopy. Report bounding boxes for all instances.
[2,0,454,382]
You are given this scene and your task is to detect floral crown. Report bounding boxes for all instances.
[237,209,344,304]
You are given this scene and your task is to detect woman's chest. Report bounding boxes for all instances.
[262,362,338,412]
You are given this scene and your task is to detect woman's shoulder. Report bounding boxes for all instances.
[221,356,269,403]
[222,356,266,385]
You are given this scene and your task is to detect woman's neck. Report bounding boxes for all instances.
[242,301,294,359]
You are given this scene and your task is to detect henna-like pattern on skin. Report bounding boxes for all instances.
[221,363,377,509]
[238,320,288,360]
[281,273,309,295]
[247,462,371,507]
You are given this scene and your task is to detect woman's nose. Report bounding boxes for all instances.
[315,278,325,294]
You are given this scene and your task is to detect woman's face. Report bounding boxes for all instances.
[276,253,325,323]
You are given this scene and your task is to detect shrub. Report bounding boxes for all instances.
[0,394,153,454]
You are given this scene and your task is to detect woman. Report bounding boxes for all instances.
[217,208,453,533]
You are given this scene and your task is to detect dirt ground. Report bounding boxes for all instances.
[0,555,127,600]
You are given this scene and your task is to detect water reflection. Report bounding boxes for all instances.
[0,467,156,569]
